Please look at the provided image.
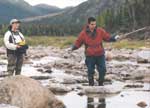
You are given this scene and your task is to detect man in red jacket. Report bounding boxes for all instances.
[70,17,120,86]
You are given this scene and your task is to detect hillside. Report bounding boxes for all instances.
[0,0,150,39]
[0,0,61,24]
[34,4,61,14]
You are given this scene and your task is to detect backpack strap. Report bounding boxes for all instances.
[18,32,24,41]
[9,31,16,44]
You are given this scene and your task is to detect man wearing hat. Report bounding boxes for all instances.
[4,19,28,76]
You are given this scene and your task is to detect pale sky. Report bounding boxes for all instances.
[24,0,87,8]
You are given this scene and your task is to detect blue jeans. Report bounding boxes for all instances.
[85,55,106,82]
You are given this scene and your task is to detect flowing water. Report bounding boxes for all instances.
[0,53,150,108]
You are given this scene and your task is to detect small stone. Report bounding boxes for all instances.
[78,91,85,96]
[137,101,147,107]
[120,94,124,97]
[45,69,53,73]
[37,69,44,72]
[125,84,144,88]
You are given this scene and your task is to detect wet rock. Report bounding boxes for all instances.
[63,54,70,59]
[65,69,87,76]
[76,85,83,90]
[122,77,132,81]
[23,59,33,64]
[137,50,150,63]
[82,86,121,94]
[0,104,19,108]
[113,53,133,61]
[30,53,48,59]
[82,82,124,94]
[43,64,53,69]
[30,76,52,80]
[44,69,53,73]
[62,76,88,84]
[52,60,80,70]
[143,77,150,83]
[37,68,44,73]
[0,73,10,78]
[124,83,144,88]
[134,76,144,80]
[0,75,65,108]
[105,74,116,82]
[77,91,85,96]
[131,67,149,81]
[76,77,88,83]
[137,101,147,107]
[48,83,72,93]
[62,78,77,84]
[120,94,124,97]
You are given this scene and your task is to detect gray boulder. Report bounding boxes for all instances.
[0,104,19,108]
[82,81,124,94]
[137,50,150,63]
[0,75,65,108]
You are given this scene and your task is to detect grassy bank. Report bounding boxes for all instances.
[0,36,149,49]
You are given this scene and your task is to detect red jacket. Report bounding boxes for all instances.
[73,27,113,56]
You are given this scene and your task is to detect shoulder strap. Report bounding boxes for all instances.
[9,31,16,44]
[18,32,24,41]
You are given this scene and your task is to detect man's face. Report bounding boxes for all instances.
[12,22,20,31]
[88,21,96,31]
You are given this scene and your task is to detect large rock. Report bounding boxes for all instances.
[0,104,19,108]
[0,75,65,108]
[81,82,124,94]
[137,101,147,108]
[137,50,150,63]
[48,83,72,93]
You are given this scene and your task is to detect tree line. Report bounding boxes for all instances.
[0,23,83,36]
[97,0,150,33]
[0,0,149,38]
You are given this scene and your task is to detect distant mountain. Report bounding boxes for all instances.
[21,6,73,23]
[26,0,125,25]
[0,0,61,24]
[34,4,61,14]
[27,0,150,33]
[0,0,149,38]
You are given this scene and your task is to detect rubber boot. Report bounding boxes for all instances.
[98,80,104,86]
[89,77,94,86]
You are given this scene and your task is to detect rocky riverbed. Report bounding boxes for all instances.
[0,46,150,108]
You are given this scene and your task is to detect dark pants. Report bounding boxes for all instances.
[7,54,23,75]
[85,55,106,85]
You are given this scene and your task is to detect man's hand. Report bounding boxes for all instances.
[16,45,21,48]
[115,35,122,41]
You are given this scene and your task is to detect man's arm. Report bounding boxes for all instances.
[101,29,119,42]
[4,31,17,50]
[71,32,84,51]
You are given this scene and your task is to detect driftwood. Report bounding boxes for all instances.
[121,26,149,39]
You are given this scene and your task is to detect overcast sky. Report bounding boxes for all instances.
[24,0,87,8]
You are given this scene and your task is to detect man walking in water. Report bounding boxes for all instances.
[69,17,120,86]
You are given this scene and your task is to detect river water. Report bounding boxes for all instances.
[0,50,150,108]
